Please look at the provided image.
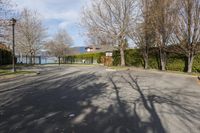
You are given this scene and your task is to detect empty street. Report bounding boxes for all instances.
[0,66,200,133]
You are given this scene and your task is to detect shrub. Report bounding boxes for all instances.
[66,49,200,73]
[112,49,143,66]
[0,49,12,65]
[193,54,200,72]
[148,55,159,69]
[112,48,200,73]
[125,49,143,67]
[65,52,105,64]
[166,59,185,72]
[112,50,121,66]
[165,54,185,72]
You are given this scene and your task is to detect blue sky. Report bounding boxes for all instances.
[14,0,89,47]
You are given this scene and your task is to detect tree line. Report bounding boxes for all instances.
[82,0,200,73]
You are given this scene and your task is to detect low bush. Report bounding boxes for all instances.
[112,50,121,66]
[193,54,200,72]
[148,54,159,69]
[0,49,12,65]
[65,52,105,64]
[125,49,143,67]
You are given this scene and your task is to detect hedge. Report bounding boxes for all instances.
[0,49,12,65]
[193,54,200,72]
[113,49,200,72]
[65,52,105,64]
[113,49,159,68]
[166,54,185,72]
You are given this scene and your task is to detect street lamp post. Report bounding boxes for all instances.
[11,18,16,72]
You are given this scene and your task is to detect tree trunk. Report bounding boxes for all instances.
[33,52,36,64]
[30,54,32,65]
[187,55,194,73]
[58,56,61,66]
[26,55,27,64]
[120,46,125,66]
[159,49,166,71]
[144,57,148,69]
[33,56,35,64]
[143,52,149,69]
[39,56,41,64]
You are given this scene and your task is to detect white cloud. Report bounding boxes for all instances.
[45,10,79,23]
[14,0,88,26]
[13,0,90,46]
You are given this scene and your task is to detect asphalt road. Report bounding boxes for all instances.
[0,66,200,133]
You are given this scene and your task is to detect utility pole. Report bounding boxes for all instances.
[11,18,16,72]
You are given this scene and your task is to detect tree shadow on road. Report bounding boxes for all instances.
[121,74,165,133]
[0,71,107,133]
[121,73,200,133]
[1,70,200,133]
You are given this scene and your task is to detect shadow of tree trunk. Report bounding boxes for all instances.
[122,73,166,133]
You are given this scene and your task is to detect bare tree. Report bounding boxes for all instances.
[174,0,200,73]
[82,0,137,66]
[0,0,18,45]
[151,0,178,71]
[45,29,73,65]
[129,0,155,69]
[16,8,46,64]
